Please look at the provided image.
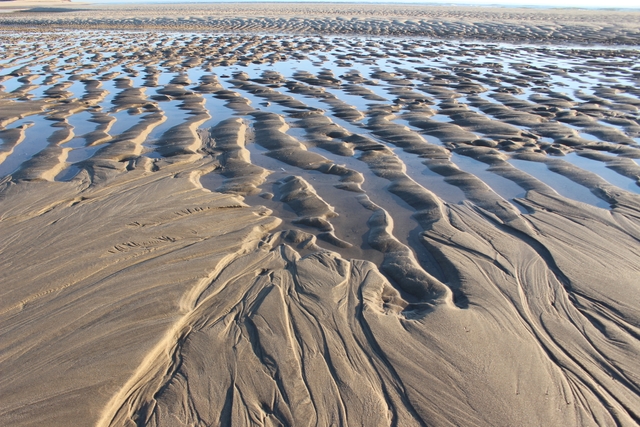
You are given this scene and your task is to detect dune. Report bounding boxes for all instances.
[0,8,640,427]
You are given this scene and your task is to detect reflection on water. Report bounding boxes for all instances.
[510,158,610,208]
[0,119,55,177]
[1,31,639,216]
[564,152,640,194]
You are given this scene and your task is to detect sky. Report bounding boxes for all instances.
[79,0,640,9]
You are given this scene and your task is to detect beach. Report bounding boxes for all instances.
[1,3,639,426]
[1,2,640,44]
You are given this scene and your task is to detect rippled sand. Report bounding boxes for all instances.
[1,14,640,427]
[1,2,640,44]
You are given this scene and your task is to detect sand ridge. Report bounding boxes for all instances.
[0,26,640,427]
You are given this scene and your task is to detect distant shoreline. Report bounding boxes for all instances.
[1,1,639,12]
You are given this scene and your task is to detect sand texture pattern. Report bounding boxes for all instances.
[1,26,640,427]
[0,3,639,44]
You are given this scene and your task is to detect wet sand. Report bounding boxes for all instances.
[0,2,640,45]
[1,7,640,427]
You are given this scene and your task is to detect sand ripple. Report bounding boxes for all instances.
[1,3,640,44]
[1,29,640,427]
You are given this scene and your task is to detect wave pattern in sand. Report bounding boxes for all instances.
[1,3,640,44]
[1,32,640,427]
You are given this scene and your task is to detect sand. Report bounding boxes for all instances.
[1,5,640,427]
[0,2,640,44]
